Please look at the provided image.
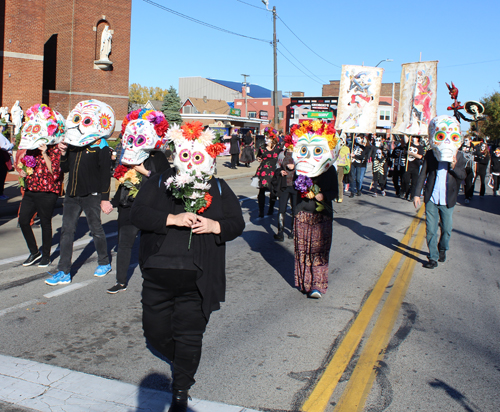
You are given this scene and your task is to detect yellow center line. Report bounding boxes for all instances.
[301,207,425,412]
[334,213,427,411]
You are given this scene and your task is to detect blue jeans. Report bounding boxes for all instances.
[425,201,454,262]
[350,164,366,193]
[58,194,109,274]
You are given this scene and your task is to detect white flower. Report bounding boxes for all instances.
[193,181,211,190]
[165,176,175,188]
[198,128,215,146]
[167,124,184,145]
[174,172,196,187]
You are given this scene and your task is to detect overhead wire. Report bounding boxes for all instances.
[276,47,324,85]
[277,15,341,68]
[235,0,269,12]
[142,0,270,43]
[279,41,327,84]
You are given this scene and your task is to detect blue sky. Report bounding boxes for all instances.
[129,0,500,127]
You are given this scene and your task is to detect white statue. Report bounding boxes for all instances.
[99,25,112,61]
[11,101,23,135]
[0,107,9,123]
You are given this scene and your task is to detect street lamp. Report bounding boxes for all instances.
[375,58,393,67]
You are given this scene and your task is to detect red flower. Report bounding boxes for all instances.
[273,153,277,158]
[205,142,226,158]
[262,179,268,185]
[154,120,169,137]
[262,171,266,176]
[113,164,128,180]
[129,111,140,120]
[182,121,203,140]
[197,192,213,214]
[121,118,129,135]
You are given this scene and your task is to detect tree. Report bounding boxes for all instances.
[479,90,500,142]
[129,83,168,104]
[161,86,183,125]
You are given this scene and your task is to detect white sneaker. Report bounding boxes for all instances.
[309,290,322,299]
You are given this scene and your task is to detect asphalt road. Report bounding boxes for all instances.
[0,164,499,412]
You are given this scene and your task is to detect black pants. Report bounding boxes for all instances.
[392,168,404,196]
[0,158,8,196]
[116,207,140,285]
[142,268,207,391]
[475,165,487,197]
[464,168,474,200]
[230,153,239,168]
[403,166,419,198]
[58,194,109,274]
[278,186,297,215]
[19,191,58,256]
[258,188,276,215]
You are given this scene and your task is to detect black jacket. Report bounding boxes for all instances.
[61,144,111,200]
[414,150,467,208]
[130,169,245,318]
[295,166,338,217]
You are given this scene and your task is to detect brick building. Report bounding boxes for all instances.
[1,0,131,136]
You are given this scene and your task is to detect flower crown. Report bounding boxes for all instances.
[285,120,337,150]
[25,104,65,137]
[121,109,169,139]
[263,127,278,142]
[166,121,225,159]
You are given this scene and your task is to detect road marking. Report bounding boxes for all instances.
[301,206,425,412]
[0,231,118,267]
[0,299,39,318]
[334,216,426,411]
[43,279,97,298]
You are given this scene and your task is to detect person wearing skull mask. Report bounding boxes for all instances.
[413,115,466,269]
[402,136,424,201]
[390,137,406,197]
[474,142,490,197]
[130,121,244,411]
[489,147,500,195]
[372,149,388,197]
[107,110,170,294]
[349,134,371,197]
[18,104,65,267]
[289,120,339,298]
[459,136,475,203]
[45,100,115,286]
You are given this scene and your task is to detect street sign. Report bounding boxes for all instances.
[230,108,241,117]
[307,112,333,119]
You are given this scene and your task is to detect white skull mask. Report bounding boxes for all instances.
[173,139,215,176]
[292,132,337,178]
[374,137,382,147]
[428,115,462,162]
[19,104,66,150]
[121,119,160,165]
[65,99,115,146]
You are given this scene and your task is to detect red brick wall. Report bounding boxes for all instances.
[234,97,291,132]
[1,0,45,109]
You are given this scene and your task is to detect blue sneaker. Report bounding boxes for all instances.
[309,290,322,299]
[45,271,71,286]
[94,264,111,277]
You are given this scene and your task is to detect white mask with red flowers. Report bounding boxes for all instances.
[19,104,66,150]
[65,99,115,147]
[290,120,340,178]
[428,115,462,162]
[120,110,168,165]
[167,122,225,176]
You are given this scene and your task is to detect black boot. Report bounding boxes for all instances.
[274,213,285,241]
[168,389,190,412]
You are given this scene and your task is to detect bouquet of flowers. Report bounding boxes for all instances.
[113,164,142,198]
[294,174,331,213]
[18,155,36,188]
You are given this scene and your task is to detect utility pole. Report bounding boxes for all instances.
[241,74,249,118]
[273,6,279,130]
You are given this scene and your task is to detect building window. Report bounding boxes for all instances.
[236,102,242,106]
[248,111,257,118]
[263,101,269,105]
[183,106,193,114]
[385,110,391,121]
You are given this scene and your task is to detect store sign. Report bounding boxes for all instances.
[259,110,268,120]
[230,108,241,117]
[307,112,333,119]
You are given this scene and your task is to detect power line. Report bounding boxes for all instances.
[279,41,326,84]
[235,0,269,12]
[277,15,341,68]
[142,0,270,43]
[276,47,324,85]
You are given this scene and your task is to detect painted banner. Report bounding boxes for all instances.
[394,61,438,136]
[335,65,384,134]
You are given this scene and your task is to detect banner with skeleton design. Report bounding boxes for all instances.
[335,65,384,134]
[394,61,438,136]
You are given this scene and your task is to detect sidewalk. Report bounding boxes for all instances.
[0,354,260,412]
[0,156,258,219]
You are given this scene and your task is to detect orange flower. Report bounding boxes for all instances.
[182,121,203,141]
[197,192,213,214]
[205,142,226,158]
